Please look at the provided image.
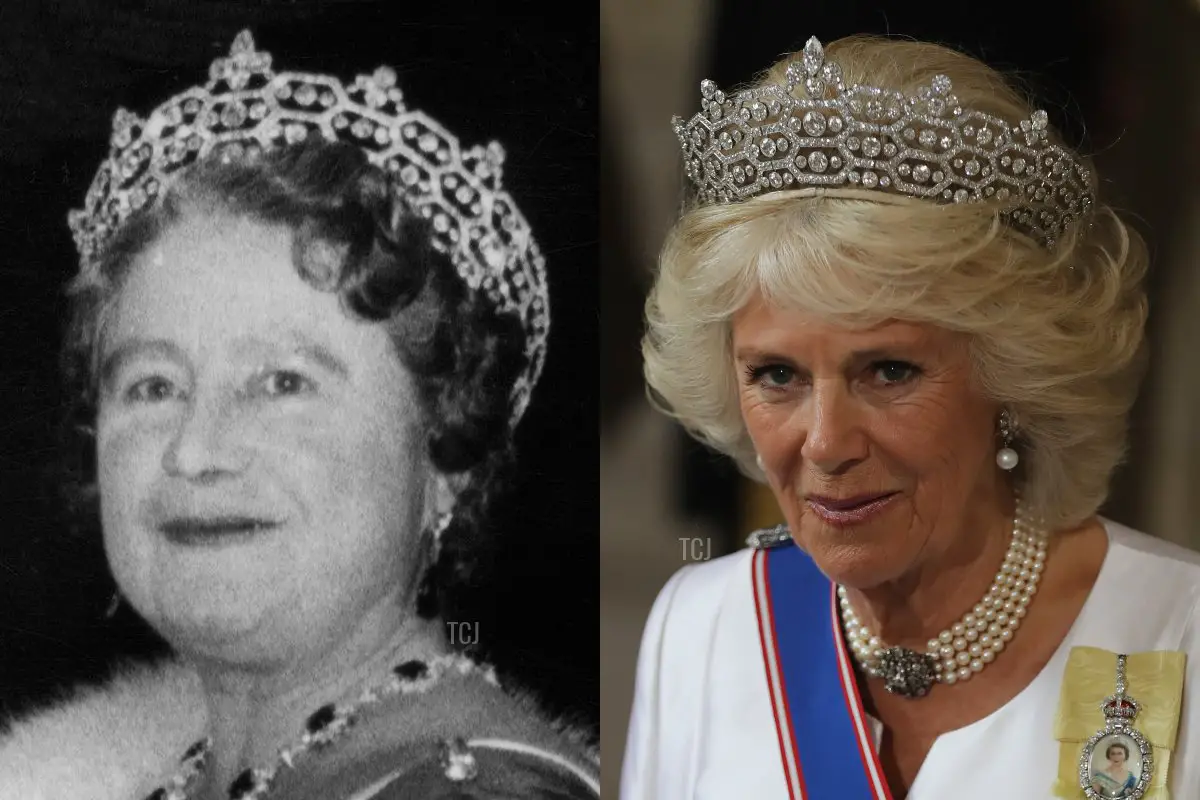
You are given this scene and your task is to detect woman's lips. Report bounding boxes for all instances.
[805,493,899,526]
[158,517,280,547]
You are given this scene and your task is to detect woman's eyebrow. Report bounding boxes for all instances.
[98,339,185,388]
[234,334,351,380]
[733,344,923,367]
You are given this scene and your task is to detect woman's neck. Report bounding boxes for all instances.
[188,600,450,799]
[841,492,1017,649]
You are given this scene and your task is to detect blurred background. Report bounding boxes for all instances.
[0,1,597,735]
[601,0,1200,794]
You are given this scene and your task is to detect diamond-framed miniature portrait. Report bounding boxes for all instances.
[1079,656,1155,800]
[1082,731,1149,798]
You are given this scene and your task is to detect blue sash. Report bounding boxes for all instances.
[752,540,892,800]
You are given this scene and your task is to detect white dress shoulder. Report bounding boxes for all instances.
[619,518,1200,799]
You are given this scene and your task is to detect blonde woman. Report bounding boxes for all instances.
[622,35,1200,799]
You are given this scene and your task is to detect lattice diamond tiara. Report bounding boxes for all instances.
[69,30,549,427]
[672,36,1094,247]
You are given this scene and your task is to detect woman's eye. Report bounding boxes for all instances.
[746,364,797,390]
[872,360,920,386]
[124,376,180,404]
[259,370,315,397]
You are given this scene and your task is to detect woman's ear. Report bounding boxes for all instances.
[425,470,467,529]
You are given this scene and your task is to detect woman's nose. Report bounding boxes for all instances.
[799,380,869,474]
[161,393,251,481]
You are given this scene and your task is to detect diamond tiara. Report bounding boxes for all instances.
[68,30,549,427]
[672,36,1094,247]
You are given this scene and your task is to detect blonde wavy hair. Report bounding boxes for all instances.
[643,35,1149,530]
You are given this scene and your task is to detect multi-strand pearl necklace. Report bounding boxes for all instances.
[837,497,1049,697]
[145,654,496,800]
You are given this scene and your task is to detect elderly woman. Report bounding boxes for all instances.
[622,34,1200,800]
[0,31,598,800]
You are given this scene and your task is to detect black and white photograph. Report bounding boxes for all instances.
[0,3,597,798]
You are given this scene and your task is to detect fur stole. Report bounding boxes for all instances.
[0,660,598,800]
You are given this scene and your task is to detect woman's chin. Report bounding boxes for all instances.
[792,529,915,589]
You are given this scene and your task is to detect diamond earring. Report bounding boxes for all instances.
[996,409,1019,471]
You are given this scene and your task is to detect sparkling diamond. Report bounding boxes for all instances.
[802,110,827,136]
[918,130,937,148]
[861,137,882,158]
[284,123,307,144]
[220,102,247,128]
[808,152,828,173]
[912,164,931,183]
[802,37,824,75]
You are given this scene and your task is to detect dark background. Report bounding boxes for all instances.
[0,1,598,731]
[603,0,1191,549]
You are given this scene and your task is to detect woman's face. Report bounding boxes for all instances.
[1107,746,1127,767]
[733,293,1004,588]
[96,208,444,665]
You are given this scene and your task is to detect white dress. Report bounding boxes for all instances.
[619,518,1200,799]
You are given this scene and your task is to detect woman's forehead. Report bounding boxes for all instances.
[102,210,377,361]
[732,295,949,349]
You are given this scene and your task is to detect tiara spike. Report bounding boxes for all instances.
[69,30,548,427]
[802,37,824,77]
[674,35,1094,248]
[231,29,256,56]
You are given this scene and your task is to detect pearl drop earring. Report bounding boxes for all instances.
[996,409,1019,471]
[755,454,765,471]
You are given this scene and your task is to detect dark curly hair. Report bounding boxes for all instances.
[59,141,527,627]
[1105,742,1130,761]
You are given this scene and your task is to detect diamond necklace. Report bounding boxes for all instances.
[837,496,1048,698]
[145,653,496,800]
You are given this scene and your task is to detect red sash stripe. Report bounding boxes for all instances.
[752,549,805,799]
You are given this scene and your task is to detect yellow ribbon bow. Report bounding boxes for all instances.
[1052,647,1186,799]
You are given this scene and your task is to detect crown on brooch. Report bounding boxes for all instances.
[1101,694,1141,721]
[671,36,1094,248]
[68,30,548,427]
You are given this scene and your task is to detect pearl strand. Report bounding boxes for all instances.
[837,498,1048,687]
